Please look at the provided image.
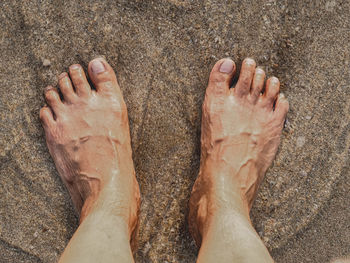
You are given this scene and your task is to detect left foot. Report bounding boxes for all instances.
[40,58,140,240]
[189,58,289,246]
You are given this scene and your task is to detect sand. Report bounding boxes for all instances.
[0,1,349,262]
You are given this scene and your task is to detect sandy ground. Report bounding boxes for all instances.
[0,1,349,262]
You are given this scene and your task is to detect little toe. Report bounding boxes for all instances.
[69,64,91,97]
[235,58,256,97]
[250,67,265,103]
[88,58,121,94]
[207,58,236,96]
[262,77,280,108]
[58,72,77,103]
[274,93,289,120]
[44,86,63,113]
[39,106,55,127]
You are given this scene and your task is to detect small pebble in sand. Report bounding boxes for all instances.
[300,170,307,177]
[296,136,306,147]
[142,241,152,254]
[42,59,51,67]
[305,115,312,120]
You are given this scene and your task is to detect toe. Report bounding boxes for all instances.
[88,58,121,94]
[207,58,236,96]
[58,72,77,103]
[235,58,256,97]
[44,86,63,113]
[69,64,91,97]
[39,106,55,127]
[250,67,265,103]
[274,93,289,120]
[262,77,280,108]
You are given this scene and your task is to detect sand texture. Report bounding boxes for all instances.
[0,1,349,262]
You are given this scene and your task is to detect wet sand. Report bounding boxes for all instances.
[0,1,349,262]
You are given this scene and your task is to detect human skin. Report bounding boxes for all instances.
[40,56,287,262]
[40,58,139,263]
[189,58,289,263]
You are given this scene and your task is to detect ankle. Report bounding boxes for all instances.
[203,208,252,238]
[79,178,140,238]
[190,164,253,242]
[79,205,132,244]
[201,157,262,209]
[191,185,251,247]
[198,193,251,234]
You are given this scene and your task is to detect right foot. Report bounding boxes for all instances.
[40,58,140,241]
[189,58,289,246]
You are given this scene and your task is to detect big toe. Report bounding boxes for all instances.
[88,58,121,95]
[207,58,236,96]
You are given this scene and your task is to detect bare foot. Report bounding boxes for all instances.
[189,58,289,246]
[40,58,140,240]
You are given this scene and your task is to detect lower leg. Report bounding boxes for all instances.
[195,167,273,263]
[198,214,272,263]
[59,183,135,263]
[189,58,288,262]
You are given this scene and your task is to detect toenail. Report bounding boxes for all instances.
[91,59,105,74]
[256,67,265,74]
[70,64,80,70]
[270,77,279,84]
[45,86,54,92]
[219,59,234,73]
[59,72,68,79]
[244,58,255,65]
